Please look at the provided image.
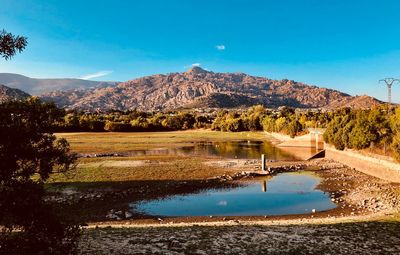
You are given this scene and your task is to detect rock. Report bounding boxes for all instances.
[124,211,133,219]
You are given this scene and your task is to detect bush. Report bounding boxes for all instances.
[391,133,400,161]
[287,119,302,138]
[104,121,132,132]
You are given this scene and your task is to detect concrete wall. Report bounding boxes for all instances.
[325,145,400,183]
[266,132,322,148]
[266,132,400,183]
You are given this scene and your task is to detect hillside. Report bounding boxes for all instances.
[0,84,30,103]
[0,73,117,95]
[327,95,383,109]
[40,67,383,111]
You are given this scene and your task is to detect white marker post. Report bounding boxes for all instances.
[261,154,266,171]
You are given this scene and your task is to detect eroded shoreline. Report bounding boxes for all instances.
[48,158,400,226]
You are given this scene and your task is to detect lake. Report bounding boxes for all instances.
[126,140,298,160]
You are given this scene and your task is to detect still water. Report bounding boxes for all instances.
[127,140,297,160]
[132,172,336,216]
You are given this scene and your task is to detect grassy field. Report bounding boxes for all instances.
[50,130,268,183]
[48,156,229,183]
[56,130,268,153]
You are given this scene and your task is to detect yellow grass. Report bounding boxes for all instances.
[56,130,268,154]
[49,156,228,183]
[50,131,267,183]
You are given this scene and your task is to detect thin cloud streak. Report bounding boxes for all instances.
[216,45,225,50]
[79,70,113,80]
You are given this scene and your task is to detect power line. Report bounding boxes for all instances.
[379,78,400,104]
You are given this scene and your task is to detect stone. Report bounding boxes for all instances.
[124,211,133,219]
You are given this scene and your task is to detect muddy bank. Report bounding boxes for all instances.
[47,158,400,224]
[47,179,240,222]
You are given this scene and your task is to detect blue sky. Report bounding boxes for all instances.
[1,0,400,101]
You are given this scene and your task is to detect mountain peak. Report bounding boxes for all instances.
[39,69,383,111]
[186,66,208,74]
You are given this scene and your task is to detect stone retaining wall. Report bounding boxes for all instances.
[266,132,400,183]
[325,145,400,183]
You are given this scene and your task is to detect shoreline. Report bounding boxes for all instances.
[73,158,399,228]
[48,131,400,228]
[83,210,397,229]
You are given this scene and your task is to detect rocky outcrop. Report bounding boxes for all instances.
[40,67,383,111]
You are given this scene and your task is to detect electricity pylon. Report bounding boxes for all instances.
[379,78,400,104]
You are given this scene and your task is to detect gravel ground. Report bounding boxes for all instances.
[78,221,400,254]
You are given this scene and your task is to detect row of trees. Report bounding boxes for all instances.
[56,110,213,132]
[56,105,318,137]
[211,105,330,138]
[323,106,400,160]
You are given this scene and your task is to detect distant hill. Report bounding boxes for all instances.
[40,67,383,111]
[0,73,118,95]
[0,84,30,103]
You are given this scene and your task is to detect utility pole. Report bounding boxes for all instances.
[379,78,400,104]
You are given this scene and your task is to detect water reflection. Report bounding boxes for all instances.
[262,180,267,193]
[132,172,336,217]
[126,140,297,160]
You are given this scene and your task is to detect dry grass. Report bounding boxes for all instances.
[50,131,266,183]
[56,130,267,153]
[49,156,229,183]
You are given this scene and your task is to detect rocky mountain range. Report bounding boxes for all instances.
[0,84,30,103]
[39,67,383,111]
[0,73,117,95]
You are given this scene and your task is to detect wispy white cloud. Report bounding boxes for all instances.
[79,70,113,80]
[216,45,225,51]
[191,63,201,67]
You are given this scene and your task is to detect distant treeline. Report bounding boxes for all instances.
[49,104,400,160]
[52,105,324,136]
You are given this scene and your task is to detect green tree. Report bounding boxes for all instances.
[0,29,27,60]
[0,98,80,254]
[104,121,132,132]
[275,117,287,132]
[391,132,400,161]
[287,118,302,138]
